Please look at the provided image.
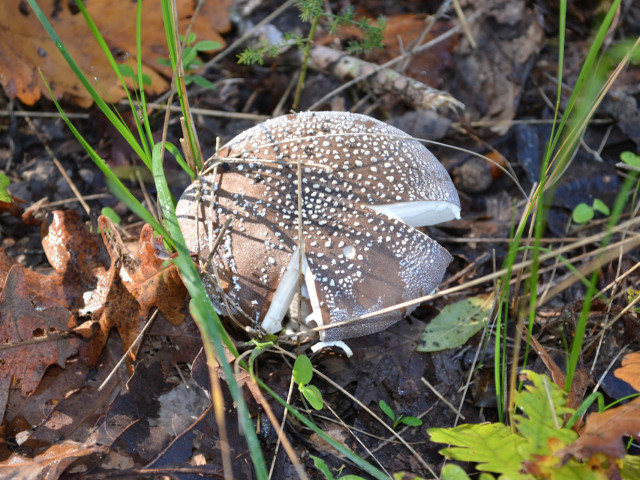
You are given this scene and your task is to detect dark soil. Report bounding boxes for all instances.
[1,0,640,478]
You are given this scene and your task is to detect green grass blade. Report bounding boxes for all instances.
[546,0,622,180]
[565,168,640,390]
[73,0,152,166]
[151,143,268,478]
[135,0,155,151]
[40,71,170,242]
[160,0,203,170]
[26,0,150,165]
[257,378,388,479]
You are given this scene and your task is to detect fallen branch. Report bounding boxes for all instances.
[308,45,464,111]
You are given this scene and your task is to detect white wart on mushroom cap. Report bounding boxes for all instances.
[176,111,460,342]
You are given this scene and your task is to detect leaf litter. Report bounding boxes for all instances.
[2,0,640,477]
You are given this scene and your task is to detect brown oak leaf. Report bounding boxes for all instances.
[0,265,81,396]
[84,217,187,367]
[614,351,640,391]
[0,0,231,107]
[560,397,640,460]
[23,210,110,313]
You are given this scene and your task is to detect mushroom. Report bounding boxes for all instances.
[176,111,460,347]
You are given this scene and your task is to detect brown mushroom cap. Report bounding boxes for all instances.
[176,111,460,341]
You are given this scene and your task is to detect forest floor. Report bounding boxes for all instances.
[1,0,640,478]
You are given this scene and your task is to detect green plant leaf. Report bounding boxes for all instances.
[399,416,422,427]
[310,455,335,480]
[378,400,395,422]
[100,207,121,224]
[621,454,640,479]
[182,47,198,67]
[571,202,594,223]
[0,173,10,203]
[417,294,493,352]
[300,384,323,410]
[117,63,134,77]
[184,32,197,45]
[190,75,216,89]
[195,40,222,51]
[620,151,640,168]
[440,464,473,480]
[514,370,577,458]
[428,423,526,476]
[293,354,313,386]
[592,198,610,216]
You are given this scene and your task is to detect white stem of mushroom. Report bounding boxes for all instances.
[368,200,461,227]
[261,247,323,334]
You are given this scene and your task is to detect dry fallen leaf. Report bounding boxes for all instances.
[24,210,109,312]
[0,0,231,107]
[84,217,187,367]
[614,351,640,391]
[0,265,81,397]
[561,397,640,460]
[0,439,106,480]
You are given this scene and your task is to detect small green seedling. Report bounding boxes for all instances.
[293,355,323,410]
[310,455,367,480]
[158,33,221,89]
[378,400,422,430]
[101,206,122,224]
[117,63,152,87]
[571,198,610,224]
[620,150,640,169]
[627,288,640,314]
[0,173,11,203]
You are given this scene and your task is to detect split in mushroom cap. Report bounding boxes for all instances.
[176,111,460,342]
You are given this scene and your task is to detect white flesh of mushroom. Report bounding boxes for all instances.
[263,199,461,338]
[261,247,323,334]
[369,200,461,227]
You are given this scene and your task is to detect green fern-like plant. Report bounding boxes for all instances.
[429,371,622,479]
[238,0,385,110]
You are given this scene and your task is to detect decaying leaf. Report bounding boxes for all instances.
[25,210,109,312]
[0,0,230,107]
[0,265,81,396]
[417,293,494,352]
[0,439,106,479]
[613,351,640,391]
[561,397,640,460]
[84,217,187,367]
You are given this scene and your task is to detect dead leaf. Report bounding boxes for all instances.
[24,210,109,312]
[0,265,81,398]
[614,351,640,391]
[561,397,640,460]
[0,0,231,107]
[453,0,545,134]
[84,217,187,367]
[0,439,106,480]
[0,248,17,290]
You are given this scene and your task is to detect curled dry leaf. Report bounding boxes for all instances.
[556,352,640,463]
[560,397,640,460]
[27,210,110,312]
[613,351,640,391]
[0,265,81,396]
[0,439,106,480]
[84,217,187,367]
[0,0,230,107]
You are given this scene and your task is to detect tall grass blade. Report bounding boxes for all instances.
[26,0,150,165]
[152,144,268,478]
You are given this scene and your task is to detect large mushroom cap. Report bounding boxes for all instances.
[176,111,460,342]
